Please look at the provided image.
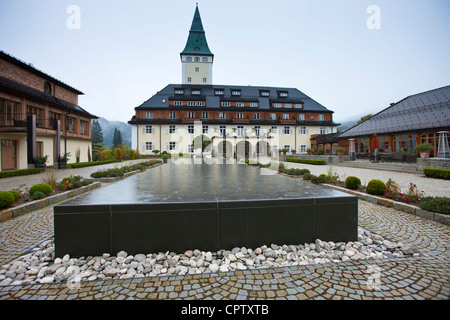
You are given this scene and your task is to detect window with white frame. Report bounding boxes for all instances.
[298,114,305,121]
[146,112,153,119]
[219,112,226,119]
[168,125,176,134]
[145,125,153,134]
[254,113,260,120]
[194,57,200,62]
[300,145,307,154]
[219,125,226,136]
[174,89,185,95]
[279,92,288,97]
[283,126,291,135]
[260,91,270,97]
[145,142,154,151]
[188,101,196,106]
[295,104,303,109]
[270,113,276,120]
[237,125,245,137]
[319,114,324,121]
[202,57,208,62]
[186,57,192,62]
[197,101,205,106]
[168,141,177,151]
[271,126,278,134]
[254,126,261,137]
[222,102,230,107]
[187,112,195,118]
[215,90,224,95]
[283,113,289,120]
[319,127,328,134]
[250,102,258,107]
[274,103,282,108]
[202,112,209,119]
[191,89,201,95]
[283,145,291,152]
[202,125,209,134]
[195,67,199,72]
[236,112,243,119]
[187,144,194,153]
[231,90,241,96]
[187,125,194,134]
[174,101,183,106]
[236,102,244,107]
[285,104,292,108]
[203,78,207,83]
[187,77,192,83]
[169,111,176,119]
[299,126,308,135]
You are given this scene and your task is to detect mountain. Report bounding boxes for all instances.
[337,120,358,133]
[96,117,132,148]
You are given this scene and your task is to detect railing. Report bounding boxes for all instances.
[0,113,59,130]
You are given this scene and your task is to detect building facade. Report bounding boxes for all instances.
[129,5,339,157]
[0,51,98,171]
[337,85,450,157]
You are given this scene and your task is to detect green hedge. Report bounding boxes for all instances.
[67,160,118,169]
[420,197,450,214]
[286,158,325,165]
[0,168,42,179]
[423,168,450,180]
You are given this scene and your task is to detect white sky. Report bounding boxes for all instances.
[0,0,449,123]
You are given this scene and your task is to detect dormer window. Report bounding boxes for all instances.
[231,90,241,96]
[278,91,289,98]
[174,89,185,95]
[191,89,201,95]
[260,90,270,97]
[294,104,303,109]
[214,90,224,96]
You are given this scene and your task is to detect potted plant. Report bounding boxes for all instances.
[58,152,71,169]
[317,149,325,155]
[306,148,314,155]
[291,149,296,155]
[415,143,433,158]
[280,148,288,155]
[336,147,345,156]
[34,155,48,171]
[162,155,168,163]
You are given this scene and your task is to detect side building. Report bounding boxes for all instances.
[0,51,98,171]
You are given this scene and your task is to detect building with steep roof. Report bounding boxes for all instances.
[0,50,98,171]
[128,5,339,158]
[337,85,450,157]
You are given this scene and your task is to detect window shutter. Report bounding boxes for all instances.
[142,142,146,151]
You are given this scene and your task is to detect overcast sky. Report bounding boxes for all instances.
[0,0,449,123]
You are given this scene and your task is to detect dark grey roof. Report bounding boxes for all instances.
[0,76,97,119]
[338,85,450,138]
[135,84,333,113]
[0,51,84,95]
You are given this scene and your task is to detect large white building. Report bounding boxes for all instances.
[129,5,339,158]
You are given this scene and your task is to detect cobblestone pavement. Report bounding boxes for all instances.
[0,167,449,301]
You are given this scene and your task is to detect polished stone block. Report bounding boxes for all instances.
[54,163,358,257]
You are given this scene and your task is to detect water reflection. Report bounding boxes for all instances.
[65,163,347,205]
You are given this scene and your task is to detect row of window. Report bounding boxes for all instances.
[185,56,209,63]
[143,125,329,136]
[171,101,303,109]
[187,77,208,83]
[174,88,290,98]
[142,141,310,154]
[145,111,326,121]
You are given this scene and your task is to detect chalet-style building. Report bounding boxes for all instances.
[337,85,450,157]
[128,5,339,157]
[0,51,98,171]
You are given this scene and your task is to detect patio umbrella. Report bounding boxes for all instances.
[372,134,380,161]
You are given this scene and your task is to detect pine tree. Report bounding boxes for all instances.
[112,128,123,148]
[91,120,104,160]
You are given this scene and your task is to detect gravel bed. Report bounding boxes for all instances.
[0,227,419,286]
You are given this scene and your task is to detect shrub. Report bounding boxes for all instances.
[0,168,41,179]
[366,179,387,195]
[420,197,450,214]
[286,158,325,165]
[29,183,53,196]
[91,171,104,178]
[415,143,434,152]
[318,174,329,183]
[8,190,20,201]
[303,172,311,180]
[0,191,15,209]
[345,176,361,190]
[310,175,320,184]
[300,169,310,175]
[423,168,450,180]
[31,191,46,200]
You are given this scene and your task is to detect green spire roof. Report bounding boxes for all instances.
[181,5,213,56]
